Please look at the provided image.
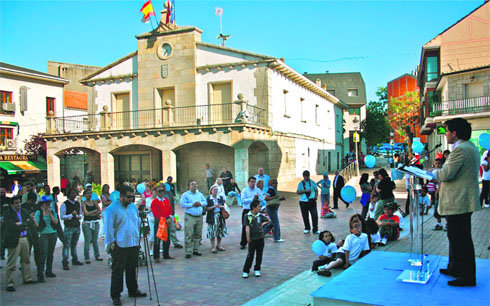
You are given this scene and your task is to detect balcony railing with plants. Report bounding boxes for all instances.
[429,96,490,117]
[46,102,267,134]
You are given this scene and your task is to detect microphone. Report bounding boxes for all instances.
[434,143,442,149]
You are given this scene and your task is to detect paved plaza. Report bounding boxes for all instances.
[1,173,489,305]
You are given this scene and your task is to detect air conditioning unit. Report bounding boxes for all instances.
[6,139,16,149]
[2,103,15,112]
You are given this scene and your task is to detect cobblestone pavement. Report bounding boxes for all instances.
[1,172,488,305]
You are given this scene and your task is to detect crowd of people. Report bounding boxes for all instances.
[0,119,485,303]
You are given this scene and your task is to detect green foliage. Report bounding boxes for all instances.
[360,87,390,149]
[23,133,46,159]
[387,91,420,156]
[91,183,102,196]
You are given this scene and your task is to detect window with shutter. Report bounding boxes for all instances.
[20,86,28,112]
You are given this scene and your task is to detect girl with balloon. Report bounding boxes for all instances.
[311,230,338,272]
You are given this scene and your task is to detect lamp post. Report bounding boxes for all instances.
[390,131,395,168]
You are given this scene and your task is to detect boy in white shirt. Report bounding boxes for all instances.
[419,186,431,215]
[317,220,370,277]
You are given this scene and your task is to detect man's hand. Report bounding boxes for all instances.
[253,194,259,200]
[110,242,116,251]
[192,201,202,207]
[247,238,251,243]
[30,212,35,219]
[72,210,78,216]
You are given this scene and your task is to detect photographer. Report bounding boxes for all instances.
[4,196,38,292]
[105,185,146,305]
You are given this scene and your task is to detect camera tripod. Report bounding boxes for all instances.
[136,213,161,306]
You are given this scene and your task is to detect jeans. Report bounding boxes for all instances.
[82,221,100,260]
[38,233,57,276]
[110,245,139,299]
[243,238,264,273]
[264,205,281,240]
[62,227,80,265]
[28,234,40,269]
[299,200,318,232]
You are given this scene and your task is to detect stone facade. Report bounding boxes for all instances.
[45,26,346,192]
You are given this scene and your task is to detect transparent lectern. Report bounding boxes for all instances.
[396,165,435,284]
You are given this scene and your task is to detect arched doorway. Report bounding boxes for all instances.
[56,147,101,188]
[174,142,234,194]
[111,145,162,185]
[248,141,269,178]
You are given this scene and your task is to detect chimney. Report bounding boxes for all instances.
[279,57,285,63]
[322,83,326,90]
[316,79,321,86]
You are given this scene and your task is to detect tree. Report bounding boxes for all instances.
[23,133,46,159]
[387,90,420,158]
[360,87,390,149]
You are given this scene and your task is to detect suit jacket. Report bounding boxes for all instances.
[3,207,35,249]
[333,175,345,194]
[434,140,480,216]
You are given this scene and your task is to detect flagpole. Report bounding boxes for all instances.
[219,14,223,35]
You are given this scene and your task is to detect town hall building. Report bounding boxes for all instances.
[44,23,347,192]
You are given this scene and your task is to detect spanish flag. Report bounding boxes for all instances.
[140,0,155,23]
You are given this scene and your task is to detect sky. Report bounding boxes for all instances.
[0,0,484,102]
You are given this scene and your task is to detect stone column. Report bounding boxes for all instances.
[162,150,177,182]
[233,143,250,189]
[46,111,56,134]
[47,148,61,190]
[100,106,110,131]
[100,151,115,189]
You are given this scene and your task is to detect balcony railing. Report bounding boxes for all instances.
[429,96,490,117]
[48,103,267,134]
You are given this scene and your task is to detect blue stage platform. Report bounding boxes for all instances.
[311,251,489,306]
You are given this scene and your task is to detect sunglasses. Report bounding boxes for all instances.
[158,190,165,193]
[124,195,135,199]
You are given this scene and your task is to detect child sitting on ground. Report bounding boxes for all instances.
[311,231,338,272]
[317,220,370,277]
[376,202,400,245]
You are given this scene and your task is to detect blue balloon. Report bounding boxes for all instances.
[412,141,424,154]
[110,191,120,202]
[312,240,327,256]
[136,183,146,195]
[479,133,490,150]
[341,185,357,203]
[364,154,376,168]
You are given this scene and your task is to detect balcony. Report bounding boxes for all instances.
[47,102,267,135]
[429,96,490,117]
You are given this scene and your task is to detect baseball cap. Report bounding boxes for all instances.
[85,183,92,188]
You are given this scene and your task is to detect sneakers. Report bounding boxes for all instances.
[254,270,261,277]
[128,290,147,298]
[317,270,332,277]
[380,237,388,246]
[6,285,15,292]
[45,272,56,278]
[274,239,285,242]
[72,261,84,266]
[304,230,310,234]
[242,272,249,278]
[314,230,321,234]
[432,224,443,231]
[483,204,490,208]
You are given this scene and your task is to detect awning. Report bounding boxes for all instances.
[0,161,46,174]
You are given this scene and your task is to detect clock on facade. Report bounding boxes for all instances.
[157,42,172,60]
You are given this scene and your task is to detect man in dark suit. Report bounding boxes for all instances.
[332,170,349,209]
[4,196,37,292]
[433,118,480,287]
